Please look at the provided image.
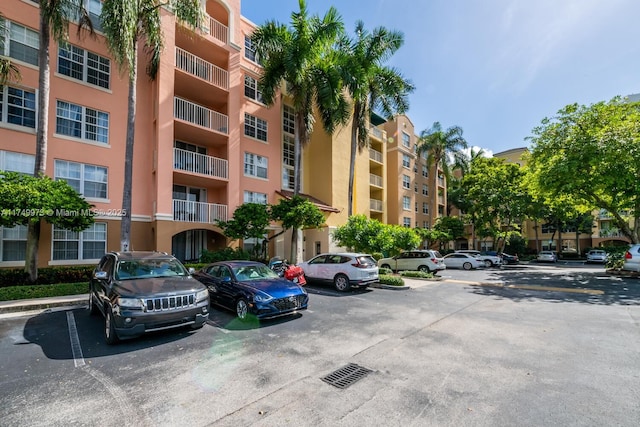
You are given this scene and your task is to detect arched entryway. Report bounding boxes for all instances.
[171,228,224,262]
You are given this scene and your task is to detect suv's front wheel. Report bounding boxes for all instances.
[104,308,120,345]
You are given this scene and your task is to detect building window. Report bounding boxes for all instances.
[403,217,411,227]
[415,202,418,213]
[422,184,428,196]
[243,191,268,204]
[244,75,263,103]
[244,152,268,179]
[85,0,103,32]
[422,165,428,178]
[282,134,295,190]
[0,86,36,129]
[2,21,39,66]
[423,221,429,229]
[1,225,27,261]
[423,202,429,214]
[56,100,109,143]
[283,105,295,134]
[438,206,444,216]
[244,113,267,142]
[402,196,411,210]
[402,153,411,169]
[402,174,410,189]
[58,43,110,89]
[0,150,34,174]
[402,131,410,148]
[52,222,106,261]
[54,160,108,199]
[244,35,257,62]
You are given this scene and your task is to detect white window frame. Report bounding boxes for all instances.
[0,225,28,262]
[244,113,267,142]
[283,105,295,134]
[402,153,411,169]
[57,42,110,89]
[403,217,411,228]
[422,184,428,196]
[52,222,106,262]
[2,20,39,66]
[55,100,109,144]
[402,131,411,148]
[0,85,37,129]
[244,152,268,179]
[0,150,34,174]
[402,174,410,189]
[54,159,108,200]
[244,35,258,62]
[422,165,428,178]
[244,75,264,103]
[423,202,429,214]
[243,191,268,204]
[402,196,411,211]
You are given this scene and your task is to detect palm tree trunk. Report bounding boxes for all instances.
[120,41,137,251]
[347,105,360,217]
[289,114,306,263]
[25,15,52,282]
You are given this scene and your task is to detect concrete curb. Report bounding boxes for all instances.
[0,294,88,315]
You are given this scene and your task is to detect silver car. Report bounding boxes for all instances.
[377,250,446,273]
[455,250,502,267]
[536,251,558,263]
[586,250,608,264]
[299,253,379,292]
[622,244,640,272]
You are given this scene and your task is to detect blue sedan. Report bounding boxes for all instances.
[192,261,308,321]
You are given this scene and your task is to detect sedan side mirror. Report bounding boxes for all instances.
[94,271,108,280]
[188,267,196,274]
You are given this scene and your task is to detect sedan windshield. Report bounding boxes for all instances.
[116,259,188,280]
[233,264,279,281]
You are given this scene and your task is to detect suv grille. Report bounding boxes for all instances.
[145,294,195,312]
[273,295,303,311]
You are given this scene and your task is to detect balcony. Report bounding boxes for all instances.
[173,199,227,223]
[369,173,383,188]
[370,199,383,212]
[201,14,228,45]
[175,47,228,91]
[369,148,382,163]
[369,125,386,142]
[174,97,228,134]
[173,148,228,180]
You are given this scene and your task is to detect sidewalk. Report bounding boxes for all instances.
[0,294,88,318]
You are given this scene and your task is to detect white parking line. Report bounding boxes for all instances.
[66,311,85,367]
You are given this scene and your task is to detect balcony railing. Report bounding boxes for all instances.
[370,199,383,212]
[174,97,228,134]
[201,14,228,44]
[175,47,228,90]
[370,125,384,140]
[173,199,227,223]
[369,173,383,187]
[369,148,382,163]
[173,148,228,179]
[599,229,625,238]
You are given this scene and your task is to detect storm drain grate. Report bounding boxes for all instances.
[321,363,373,389]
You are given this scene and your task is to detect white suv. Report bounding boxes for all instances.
[299,253,379,292]
[455,250,502,267]
[377,250,446,273]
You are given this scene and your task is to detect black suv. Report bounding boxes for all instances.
[89,251,209,344]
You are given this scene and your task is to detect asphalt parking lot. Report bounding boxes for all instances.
[1,264,639,426]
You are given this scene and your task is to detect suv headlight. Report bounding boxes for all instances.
[253,292,273,303]
[196,289,209,302]
[117,297,143,309]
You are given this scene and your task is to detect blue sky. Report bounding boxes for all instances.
[241,0,640,156]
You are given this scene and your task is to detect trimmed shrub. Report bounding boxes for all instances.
[379,274,404,287]
[378,267,393,275]
[0,265,94,288]
[199,247,251,263]
[400,270,435,279]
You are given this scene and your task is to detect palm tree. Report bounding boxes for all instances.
[24,1,93,282]
[0,13,20,86]
[339,21,414,216]
[416,122,468,227]
[101,0,202,251]
[251,0,350,263]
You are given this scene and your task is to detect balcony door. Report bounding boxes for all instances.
[173,185,206,221]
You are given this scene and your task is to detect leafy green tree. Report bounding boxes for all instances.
[416,122,468,227]
[24,1,94,282]
[526,97,640,243]
[101,0,202,251]
[0,172,94,231]
[251,0,350,261]
[270,196,325,262]
[332,214,420,256]
[216,203,271,259]
[339,21,414,216]
[433,216,465,249]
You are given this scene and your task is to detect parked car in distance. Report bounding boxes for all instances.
[442,253,483,270]
[192,261,308,321]
[89,251,210,345]
[455,250,502,267]
[622,244,640,272]
[586,250,608,264]
[536,251,558,263]
[377,250,446,273]
[299,253,378,292]
[500,253,520,265]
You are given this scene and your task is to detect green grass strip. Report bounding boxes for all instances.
[0,282,89,302]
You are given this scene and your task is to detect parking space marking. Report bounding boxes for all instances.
[444,279,604,295]
[66,311,85,367]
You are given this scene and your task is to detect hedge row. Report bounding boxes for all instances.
[0,265,94,288]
